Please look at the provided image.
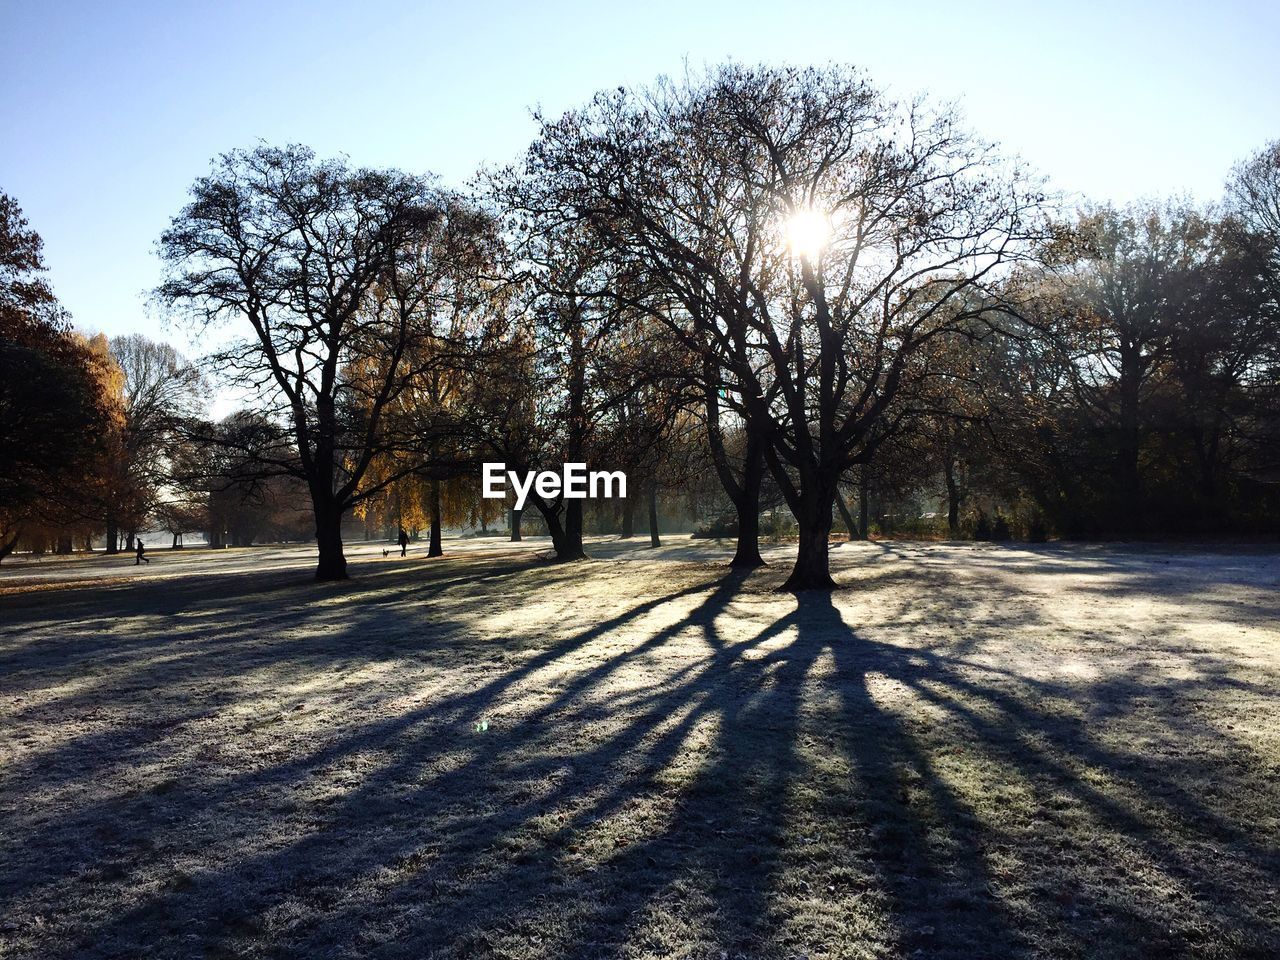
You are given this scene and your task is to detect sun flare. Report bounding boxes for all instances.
[783,207,831,261]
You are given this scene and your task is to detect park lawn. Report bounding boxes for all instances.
[1,538,1278,959]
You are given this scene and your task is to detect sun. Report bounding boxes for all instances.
[783,207,831,261]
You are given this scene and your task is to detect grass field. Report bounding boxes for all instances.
[1,537,1278,959]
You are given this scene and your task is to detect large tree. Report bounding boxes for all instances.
[158,145,488,580]
[516,65,1046,587]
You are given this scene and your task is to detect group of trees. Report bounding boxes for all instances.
[0,193,305,558]
[986,196,1280,538]
[1,193,120,560]
[4,65,1277,587]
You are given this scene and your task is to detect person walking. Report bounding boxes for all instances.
[398,528,409,557]
[135,540,149,565]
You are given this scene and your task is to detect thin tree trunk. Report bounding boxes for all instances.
[105,518,119,554]
[1117,346,1144,535]
[648,482,660,548]
[858,470,870,541]
[943,457,961,539]
[428,478,443,557]
[554,303,588,564]
[729,437,766,568]
[835,488,859,540]
[509,507,522,542]
[620,495,635,539]
[703,358,765,569]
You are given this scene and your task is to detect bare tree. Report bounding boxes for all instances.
[158,145,484,580]
[99,334,206,550]
[1227,140,1280,293]
[478,180,624,562]
[517,65,1046,587]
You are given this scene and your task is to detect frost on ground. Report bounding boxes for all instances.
[1,537,1278,959]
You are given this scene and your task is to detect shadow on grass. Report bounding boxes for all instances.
[0,547,1277,959]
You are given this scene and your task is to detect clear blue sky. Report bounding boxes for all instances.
[2,0,1277,351]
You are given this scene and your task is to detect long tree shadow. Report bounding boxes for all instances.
[1,550,1277,959]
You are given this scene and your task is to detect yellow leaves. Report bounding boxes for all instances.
[68,330,128,432]
[400,490,428,531]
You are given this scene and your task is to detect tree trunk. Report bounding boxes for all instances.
[563,498,585,559]
[835,488,859,540]
[729,437,766,568]
[648,483,660,548]
[509,507,522,542]
[702,360,765,569]
[542,506,567,555]
[313,501,348,581]
[428,478,443,557]
[536,499,586,561]
[943,457,961,539]
[732,503,764,566]
[551,302,587,564]
[105,518,119,554]
[858,470,870,541]
[0,525,20,563]
[55,535,73,555]
[783,485,837,591]
[1117,346,1144,535]
[620,495,635,539]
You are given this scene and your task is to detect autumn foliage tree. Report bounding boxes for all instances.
[0,192,122,560]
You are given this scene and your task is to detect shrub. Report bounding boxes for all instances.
[974,512,991,541]
[692,515,739,539]
[893,515,948,540]
[764,511,795,541]
[1027,515,1048,542]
